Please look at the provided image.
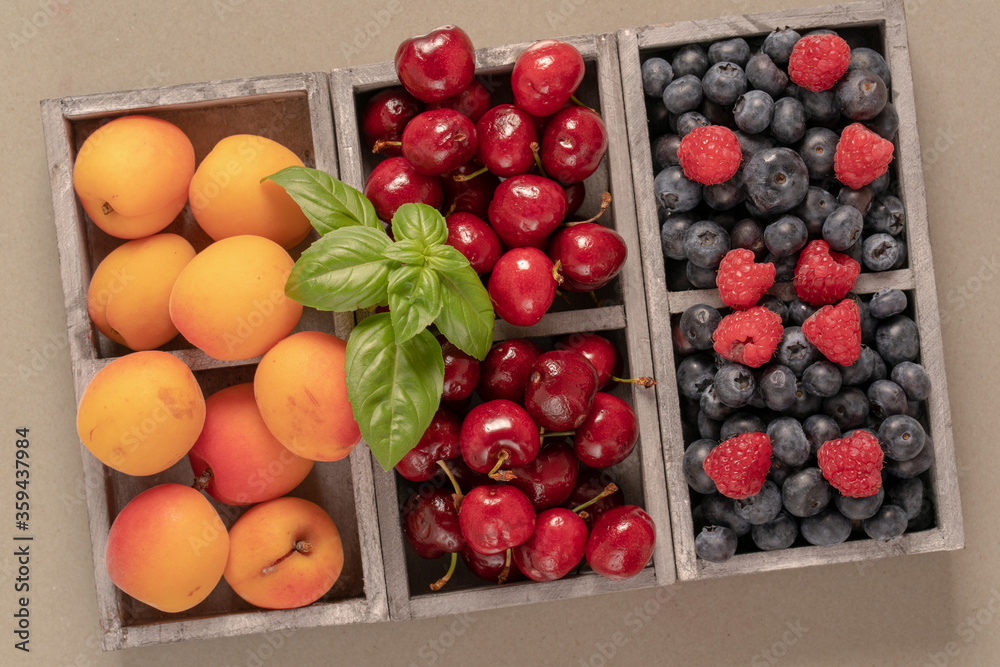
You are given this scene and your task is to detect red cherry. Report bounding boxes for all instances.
[511,40,586,117]
[427,78,492,123]
[361,87,423,156]
[563,181,586,216]
[401,487,466,559]
[461,545,524,583]
[475,104,538,178]
[562,466,625,528]
[364,156,442,222]
[488,174,568,249]
[524,350,599,431]
[586,505,656,581]
[400,109,478,176]
[488,247,559,327]
[512,508,588,582]
[446,212,502,274]
[554,332,621,389]
[476,338,544,403]
[394,408,462,482]
[442,340,480,402]
[507,440,579,511]
[548,222,628,292]
[394,25,476,103]
[540,106,609,184]
[459,399,540,475]
[441,160,500,219]
[573,392,639,468]
[458,484,536,555]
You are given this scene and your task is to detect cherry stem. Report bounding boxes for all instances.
[570,95,598,114]
[589,291,605,308]
[371,139,402,154]
[437,459,464,510]
[101,201,114,215]
[571,483,618,514]
[452,165,488,182]
[611,375,658,388]
[430,551,458,591]
[498,548,512,585]
[530,141,548,178]
[566,192,613,227]
[488,450,517,482]
[192,467,213,491]
[261,540,312,575]
[552,259,565,286]
[443,201,457,217]
[540,429,575,439]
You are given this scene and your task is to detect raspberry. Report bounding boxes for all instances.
[817,430,884,498]
[716,249,776,310]
[712,306,783,368]
[677,125,742,185]
[802,298,862,366]
[703,432,773,499]
[793,240,860,306]
[834,122,895,189]
[787,34,851,92]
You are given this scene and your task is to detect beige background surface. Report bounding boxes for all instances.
[1,0,997,665]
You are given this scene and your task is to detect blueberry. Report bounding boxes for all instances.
[835,69,888,121]
[662,74,704,114]
[835,486,884,520]
[869,288,907,319]
[683,439,719,494]
[733,90,775,135]
[695,525,738,562]
[641,57,674,99]
[676,111,710,138]
[865,195,906,235]
[905,398,925,421]
[652,133,682,171]
[823,387,870,430]
[708,38,750,67]
[876,315,920,366]
[770,97,807,144]
[767,416,811,467]
[803,360,843,398]
[837,185,875,216]
[699,98,736,128]
[800,507,852,546]
[885,477,924,520]
[769,458,798,488]
[786,299,817,327]
[714,363,757,408]
[803,414,841,455]
[759,295,789,324]
[863,504,908,541]
[869,170,891,195]
[891,361,931,401]
[798,128,839,180]
[660,212,695,260]
[854,297,878,346]
[744,53,788,98]
[862,233,900,271]
[865,102,900,141]
[654,165,702,213]
[879,413,926,461]
[768,253,799,282]
[869,352,888,382]
[676,353,716,399]
[907,498,935,532]
[703,172,746,211]
[734,480,782,525]
[700,383,733,421]
[702,62,747,106]
[867,379,908,420]
[734,131,776,164]
[822,206,864,251]
[646,98,673,137]
[885,435,933,478]
[720,412,768,441]
[763,215,808,257]
[848,47,892,87]
[686,261,719,288]
[698,410,723,440]
[794,186,838,235]
[759,364,797,411]
[798,89,841,123]
[782,467,833,517]
[701,492,751,536]
[762,28,801,65]
[786,380,824,421]
[891,240,908,270]
[680,303,722,350]
[776,326,820,376]
[684,220,731,268]
[744,147,810,215]
[672,44,710,78]
[729,218,767,261]
[752,511,799,550]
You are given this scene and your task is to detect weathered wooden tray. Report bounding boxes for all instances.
[330,33,675,620]
[618,0,964,581]
[40,74,388,650]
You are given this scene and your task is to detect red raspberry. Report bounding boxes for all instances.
[787,34,851,92]
[677,125,741,185]
[703,432,772,499]
[712,306,783,368]
[793,240,860,306]
[817,430,884,498]
[834,122,895,189]
[802,298,862,366]
[716,249,776,310]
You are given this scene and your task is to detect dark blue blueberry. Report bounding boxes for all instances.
[744,147,810,215]
[804,28,838,37]
[680,303,722,350]
[686,260,719,289]
[891,361,931,401]
[762,28,801,65]
[759,295,789,324]
[683,439,719,494]
[745,53,788,98]
[700,98,737,128]
[907,498,935,532]
[786,380,824,420]
[662,74,704,114]
[714,363,757,408]
[869,351,888,382]
[794,186,838,236]
[652,133,682,171]
[733,90,775,135]
[676,111,710,138]
[770,97,807,144]
[734,130,776,164]
[646,97,673,136]
[803,360,843,398]
[769,458,799,487]
[660,212,695,260]
[641,57,674,99]
[865,102,899,141]
[798,88,841,123]
[768,253,799,282]
[676,353,716,399]
[734,480,782,525]
[800,507,852,546]
[698,410,723,440]
[865,195,906,236]
[862,233,900,271]
[702,62,747,106]
[823,387,870,430]
[839,345,876,386]
[708,38,750,67]
[848,47,891,87]
[776,326,820,376]
[654,165,702,213]
[787,299,818,326]
[836,69,888,121]
[803,414,841,455]
[891,239,908,270]
[885,476,924,520]
[863,504,908,541]
[876,315,920,366]
[752,511,798,550]
[672,44,710,78]
[835,486,884,520]
[703,171,746,211]
[837,185,875,216]
[798,128,839,180]
[763,215,808,257]
[879,413,926,461]
[684,220,731,268]
[782,467,833,518]
[867,379,908,420]
[869,170,891,195]
[869,288,907,319]
[767,416,811,467]
[700,383,734,421]
[885,434,933,478]
[695,525,738,562]
[720,412,768,441]
[701,492,751,536]
[905,399,924,421]
[822,206,864,251]
[759,364,797,411]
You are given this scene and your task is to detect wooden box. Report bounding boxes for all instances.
[330,33,675,620]
[618,0,964,581]
[40,73,388,650]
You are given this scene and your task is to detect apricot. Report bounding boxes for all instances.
[224,496,343,610]
[168,235,303,361]
[254,331,361,462]
[189,134,311,249]
[73,115,195,239]
[106,483,229,613]
[77,351,205,476]
[188,383,314,505]
[87,233,196,350]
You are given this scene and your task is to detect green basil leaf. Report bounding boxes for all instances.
[382,238,427,266]
[391,203,448,247]
[264,166,380,234]
[286,226,396,311]
[388,265,443,343]
[345,313,443,470]
[425,243,472,274]
[436,264,494,360]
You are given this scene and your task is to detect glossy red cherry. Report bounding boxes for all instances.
[458,484,536,555]
[554,332,621,389]
[564,181,586,216]
[487,247,559,327]
[364,156,442,222]
[563,466,625,528]
[548,222,628,292]
[427,78,492,123]
[397,109,477,176]
[461,545,524,583]
[524,350,599,431]
[459,399,540,475]
[508,440,579,510]
[361,87,424,156]
[475,104,538,178]
[540,106,609,184]
[511,39,586,117]
[441,161,500,219]
[488,174,568,249]
[512,507,588,582]
[395,408,462,482]
[476,338,544,403]
[573,392,639,468]
[401,487,466,559]
[446,212,502,274]
[442,340,480,402]
[394,25,476,103]
[585,505,656,581]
